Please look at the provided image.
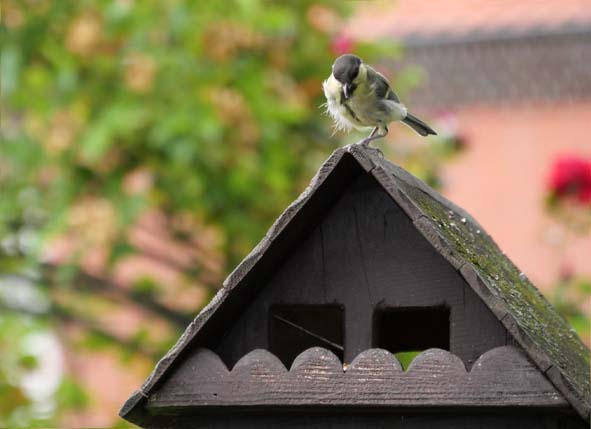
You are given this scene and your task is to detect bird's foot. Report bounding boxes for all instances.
[355,139,384,158]
[373,146,385,159]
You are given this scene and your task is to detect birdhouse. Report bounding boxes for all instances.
[120,145,590,428]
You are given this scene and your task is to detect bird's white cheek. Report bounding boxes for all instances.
[323,76,343,103]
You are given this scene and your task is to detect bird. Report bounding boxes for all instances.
[323,54,436,146]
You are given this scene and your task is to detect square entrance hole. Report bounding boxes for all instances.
[269,304,344,368]
[374,306,450,369]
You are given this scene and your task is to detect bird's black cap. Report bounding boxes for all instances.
[332,54,362,84]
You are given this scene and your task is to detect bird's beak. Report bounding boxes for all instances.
[343,83,351,100]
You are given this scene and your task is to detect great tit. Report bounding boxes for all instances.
[323,54,436,145]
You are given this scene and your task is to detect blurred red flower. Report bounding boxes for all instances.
[330,34,355,56]
[547,155,591,204]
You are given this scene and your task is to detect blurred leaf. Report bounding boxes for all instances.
[82,330,115,351]
[394,351,421,370]
[56,376,89,410]
[578,280,591,295]
[17,354,38,371]
[131,277,160,298]
[0,46,21,96]
[108,240,135,266]
[79,103,145,162]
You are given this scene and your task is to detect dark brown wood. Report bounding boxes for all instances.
[384,154,591,419]
[413,215,466,270]
[121,148,352,406]
[148,346,567,409]
[459,264,508,320]
[545,365,591,423]
[120,144,590,427]
[213,172,508,368]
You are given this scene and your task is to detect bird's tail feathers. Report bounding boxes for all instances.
[402,113,437,137]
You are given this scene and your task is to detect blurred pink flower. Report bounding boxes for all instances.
[123,168,153,195]
[547,154,591,205]
[559,261,574,282]
[435,110,469,152]
[307,5,340,33]
[330,34,355,56]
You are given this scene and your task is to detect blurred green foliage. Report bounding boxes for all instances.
[0,312,88,428]
[2,0,356,265]
[0,314,42,427]
[0,1,406,426]
[551,277,591,343]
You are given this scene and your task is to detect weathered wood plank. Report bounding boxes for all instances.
[149,346,567,409]
[383,153,591,420]
[320,180,374,362]
[233,349,287,374]
[213,172,509,368]
[349,348,403,372]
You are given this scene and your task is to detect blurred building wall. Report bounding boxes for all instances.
[348,0,591,291]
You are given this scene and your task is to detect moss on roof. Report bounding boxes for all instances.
[386,161,590,416]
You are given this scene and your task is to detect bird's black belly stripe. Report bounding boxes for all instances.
[339,85,360,123]
[343,102,360,123]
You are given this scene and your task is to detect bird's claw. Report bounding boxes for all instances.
[355,139,384,158]
[373,146,385,159]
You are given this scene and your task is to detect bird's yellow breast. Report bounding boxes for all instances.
[323,74,368,131]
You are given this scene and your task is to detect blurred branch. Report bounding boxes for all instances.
[133,248,220,294]
[40,264,195,328]
[133,223,223,292]
[0,302,160,360]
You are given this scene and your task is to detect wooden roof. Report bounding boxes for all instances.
[120,144,590,425]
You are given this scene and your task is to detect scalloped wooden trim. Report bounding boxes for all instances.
[148,346,567,409]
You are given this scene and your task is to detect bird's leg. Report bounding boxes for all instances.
[357,127,387,158]
[360,127,378,146]
[359,126,388,147]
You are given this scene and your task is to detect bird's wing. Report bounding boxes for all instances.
[367,66,400,103]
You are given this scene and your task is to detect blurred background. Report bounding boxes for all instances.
[1,0,590,427]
